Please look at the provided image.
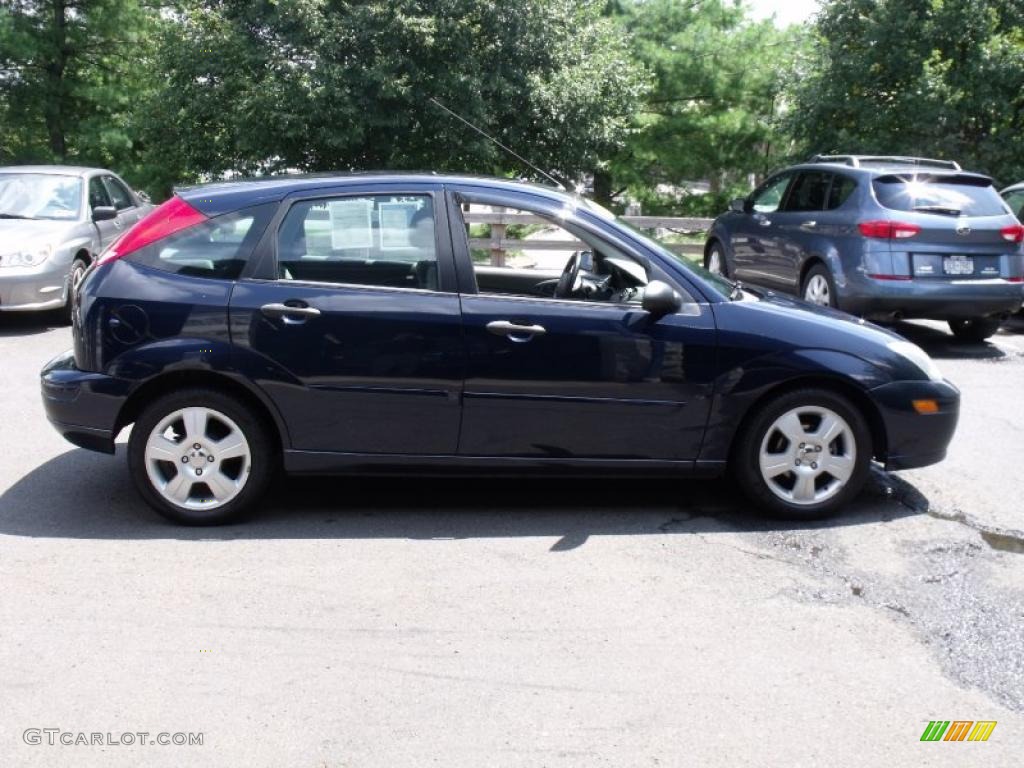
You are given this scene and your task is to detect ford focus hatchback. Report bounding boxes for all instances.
[705,156,1024,341]
[42,174,959,525]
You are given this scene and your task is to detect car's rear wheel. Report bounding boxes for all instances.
[802,264,836,308]
[948,316,1002,342]
[704,242,728,277]
[128,388,274,525]
[733,388,871,519]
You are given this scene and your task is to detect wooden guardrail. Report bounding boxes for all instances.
[463,208,713,266]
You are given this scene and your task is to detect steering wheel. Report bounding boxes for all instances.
[553,252,582,299]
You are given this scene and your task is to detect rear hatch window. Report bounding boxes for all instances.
[872,173,1008,217]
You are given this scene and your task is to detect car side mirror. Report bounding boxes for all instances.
[641,280,682,319]
[92,206,117,222]
[730,198,747,213]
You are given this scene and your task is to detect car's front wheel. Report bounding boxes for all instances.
[127,388,274,525]
[733,388,871,519]
[948,316,1002,342]
[62,256,89,324]
[704,242,728,276]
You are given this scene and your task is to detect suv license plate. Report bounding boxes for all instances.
[944,255,974,275]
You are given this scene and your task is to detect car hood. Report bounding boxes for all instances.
[737,286,903,343]
[0,218,83,249]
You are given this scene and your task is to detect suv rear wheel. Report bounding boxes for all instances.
[128,388,274,525]
[948,317,1002,342]
[802,264,836,308]
[732,388,871,519]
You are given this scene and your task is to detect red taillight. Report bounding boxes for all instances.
[867,274,913,281]
[858,220,921,239]
[1000,224,1024,243]
[97,196,207,265]
[1008,276,1023,283]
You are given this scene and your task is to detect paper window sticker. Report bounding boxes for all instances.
[328,199,374,250]
[378,201,421,250]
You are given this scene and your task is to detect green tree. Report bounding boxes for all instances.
[142,0,647,191]
[603,0,806,213]
[0,0,156,177]
[790,0,1024,183]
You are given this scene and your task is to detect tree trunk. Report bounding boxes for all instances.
[592,168,612,207]
[44,0,68,160]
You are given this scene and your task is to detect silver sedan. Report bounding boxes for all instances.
[0,165,152,318]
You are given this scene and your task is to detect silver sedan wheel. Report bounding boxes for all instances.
[758,406,856,506]
[804,274,831,306]
[707,248,723,275]
[143,407,251,510]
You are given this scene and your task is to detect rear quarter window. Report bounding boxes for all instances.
[872,174,1009,217]
[126,203,275,279]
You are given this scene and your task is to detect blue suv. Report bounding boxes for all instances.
[41,174,959,524]
[705,156,1024,341]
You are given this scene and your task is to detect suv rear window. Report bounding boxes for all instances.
[126,203,275,279]
[872,174,1008,217]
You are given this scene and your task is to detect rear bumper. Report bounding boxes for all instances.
[840,276,1023,319]
[869,379,960,470]
[40,350,130,454]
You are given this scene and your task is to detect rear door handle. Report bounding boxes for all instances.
[754,215,772,227]
[486,320,547,339]
[260,302,321,323]
[801,220,818,229]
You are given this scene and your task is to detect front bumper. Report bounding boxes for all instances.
[40,350,131,453]
[0,263,70,311]
[870,378,960,470]
[840,276,1023,320]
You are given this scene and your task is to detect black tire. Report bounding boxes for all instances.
[731,388,872,520]
[948,317,1001,342]
[127,388,275,525]
[801,263,838,308]
[704,241,729,277]
[62,257,89,325]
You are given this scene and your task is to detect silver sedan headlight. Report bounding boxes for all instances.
[0,244,53,268]
[887,340,943,382]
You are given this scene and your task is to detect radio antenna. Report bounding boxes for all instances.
[429,97,568,192]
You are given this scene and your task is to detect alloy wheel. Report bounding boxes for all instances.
[804,274,831,306]
[758,406,856,505]
[143,407,251,510]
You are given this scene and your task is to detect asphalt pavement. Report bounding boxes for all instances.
[1,312,1022,767]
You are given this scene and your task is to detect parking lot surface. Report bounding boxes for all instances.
[1,314,1023,766]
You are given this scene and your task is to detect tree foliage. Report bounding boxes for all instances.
[143,0,647,190]
[791,0,1024,184]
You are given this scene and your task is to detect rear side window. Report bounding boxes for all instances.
[826,175,857,210]
[873,174,1009,217]
[784,172,830,212]
[126,204,275,279]
[276,195,438,290]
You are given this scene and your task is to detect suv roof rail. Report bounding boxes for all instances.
[808,154,961,171]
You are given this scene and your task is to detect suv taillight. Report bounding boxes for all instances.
[97,196,207,265]
[858,220,921,239]
[1000,224,1024,243]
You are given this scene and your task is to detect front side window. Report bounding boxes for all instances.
[126,205,274,279]
[460,201,649,304]
[276,195,438,290]
[0,173,82,221]
[88,177,111,209]
[103,177,134,210]
[784,172,830,212]
[873,174,1008,217]
[751,174,792,213]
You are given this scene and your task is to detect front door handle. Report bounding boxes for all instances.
[801,220,818,229]
[260,302,321,323]
[486,320,547,340]
[756,216,772,227]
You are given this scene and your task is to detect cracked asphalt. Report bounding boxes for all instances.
[1,314,1022,766]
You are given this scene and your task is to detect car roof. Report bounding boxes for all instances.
[781,162,993,183]
[1001,181,1024,194]
[0,164,110,177]
[176,172,591,217]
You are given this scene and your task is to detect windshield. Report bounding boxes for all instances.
[872,174,1008,217]
[0,173,83,221]
[606,214,735,298]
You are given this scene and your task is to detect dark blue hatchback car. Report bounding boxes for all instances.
[41,174,959,524]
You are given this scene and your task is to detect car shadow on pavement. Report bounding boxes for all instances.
[885,320,1007,360]
[0,448,929,547]
[0,312,68,337]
